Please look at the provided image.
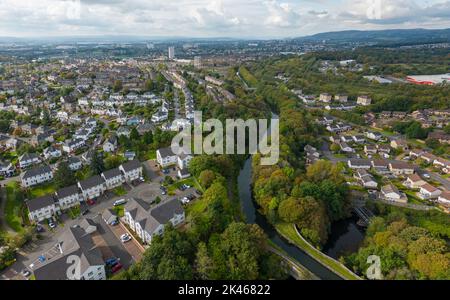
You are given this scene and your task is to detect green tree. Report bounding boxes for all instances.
[90,152,105,175]
[198,170,216,189]
[54,162,76,188]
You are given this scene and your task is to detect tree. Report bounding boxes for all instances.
[330,143,340,152]
[104,155,123,170]
[0,120,10,133]
[112,80,123,92]
[444,124,450,134]
[130,127,140,141]
[90,152,105,175]
[198,170,216,189]
[142,131,153,144]
[195,242,214,279]
[278,197,303,223]
[54,162,76,188]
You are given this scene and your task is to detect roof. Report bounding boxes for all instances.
[349,159,371,166]
[68,156,81,164]
[407,174,423,183]
[56,185,80,199]
[19,152,39,161]
[33,227,103,280]
[157,147,175,158]
[102,168,122,180]
[120,159,141,172]
[389,162,414,170]
[27,195,56,212]
[79,218,97,230]
[381,184,400,195]
[439,191,450,201]
[21,165,52,180]
[78,175,105,190]
[421,183,439,193]
[151,198,184,224]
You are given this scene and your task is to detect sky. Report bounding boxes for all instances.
[0,0,449,38]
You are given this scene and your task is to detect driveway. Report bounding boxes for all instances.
[109,222,144,262]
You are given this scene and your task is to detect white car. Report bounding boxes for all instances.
[120,233,132,243]
[181,197,190,204]
[423,173,431,179]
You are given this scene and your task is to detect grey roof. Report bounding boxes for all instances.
[102,208,116,222]
[68,156,81,164]
[78,175,105,190]
[21,165,52,180]
[26,195,56,212]
[120,159,141,172]
[56,185,80,199]
[79,218,97,230]
[102,168,122,180]
[157,147,175,158]
[33,227,104,280]
[125,198,183,234]
[19,152,39,162]
[348,159,371,166]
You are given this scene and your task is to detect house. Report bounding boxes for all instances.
[67,156,82,171]
[43,146,62,160]
[390,139,409,151]
[354,170,378,189]
[340,142,355,153]
[78,175,106,200]
[409,149,425,158]
[79,218,97,234]
[56,185,82,210]
[403,174,427,189]
[21,165,53,188]
[389,162,415,176]
[420,152,437,164]
[123,198,185,244]
[319,93,332,103]
[119,160,143,182]
[123,151,136,161]
[418,183,442,200]
[437,191,450,206]
[31,133,54,147]
[102,208,117,225]
[102,135,117,153]
[334,94,348,102]
[348,159,371,169]
[136,123,155,135]
[156,147,178,167]
[32,227,106,280]
[340,135,353,143]
[177,153,193,170]
[381,184,407,203]
[428,131,450,144]
[18,153,41,169]
[63,139,85,154]
[101,168,124,189]
[365,131,383,141]
[364,145,377,155]
[433,157,450,169]
[27,195,59,222]
[177,168,191,179]
[0,161,14,176]
[377,144,391,154]
[371,160,390,174]
[357,95,372,106]
[352,135,366,143]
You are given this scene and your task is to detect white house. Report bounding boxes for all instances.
[0,161,14,176]
[389,162,415,176]
[348,159,371,169]
[437,191,450,206]
[418,183,442,200]
[78,175,106,200]
[119,160,142,182]
[156,147,178,168]
[177,153,193,170]
[102,136,117,153]
[55,185,82,210]
[27,195,59,222]
[403,174,426,189]
[123,198,185,244]
[101,168,125,189]
[43,146,62,160]
[63,139,85,153]
[365,131,383,141]
[381,184,407,203]
[19,153,41,169]
[357,95,372,106]
[21,165,53,188]
[67,156,82,171]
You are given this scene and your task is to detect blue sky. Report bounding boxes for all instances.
[0,0,449,38]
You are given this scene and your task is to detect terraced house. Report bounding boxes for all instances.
[20,165,53,188]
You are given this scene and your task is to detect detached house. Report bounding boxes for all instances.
[390,139,409,151]
[123,198,185,245]
[67,156,82,171]
[78,175,106,200]
[43,146,62,160]
[381,184,407,203]
[0,161,14,176]
[102,136,117,153]
[101,168,124,189]
[437,191,450,206]
[119,160,143,182]
[56,185,82,210]
[348,159,371,169]
[357,95,372,106]
[21,165,53,188]
[403,174,426,189]
[418,183,442,200]
[27,195,59,222]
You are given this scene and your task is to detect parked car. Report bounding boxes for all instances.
[87,199,95,206]
[423,173,431,179]
[113,199,127,206]
[21,269,31,277]
[105,257,119,266]
[110,220,119,226]
[111,263,123,273]
[181,197,190,204]
[120,233,131,243]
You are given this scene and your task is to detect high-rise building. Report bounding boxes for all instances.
[168,46,175,59]
[194,56,202,68]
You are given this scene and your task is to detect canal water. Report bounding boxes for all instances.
[323,216,365,260]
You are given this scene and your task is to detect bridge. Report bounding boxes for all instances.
[353,206,375,227]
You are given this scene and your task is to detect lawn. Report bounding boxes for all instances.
[67,205,81,219]
[29,182,57,199]
[167,177,202,194]
[275,222,361,280]
[4,182,26,233]
[113,186,127,196]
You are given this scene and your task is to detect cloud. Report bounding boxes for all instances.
[0,0,448,38]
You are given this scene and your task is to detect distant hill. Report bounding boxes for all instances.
[295,28,450,45]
